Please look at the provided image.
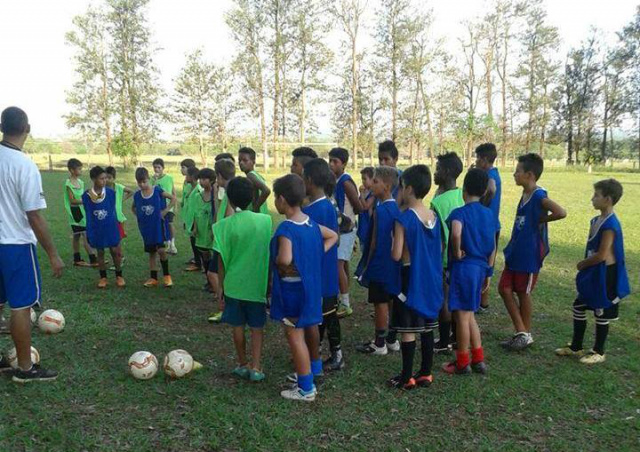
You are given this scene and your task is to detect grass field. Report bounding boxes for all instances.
[1,167,639,452]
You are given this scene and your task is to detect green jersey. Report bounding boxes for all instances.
[217,192,230,223]
[153,174,174,211]
[213,210,272,302]
[192,191,214,249]
[64,178,86,227]
[430,188,464,267]
[249,170,269,215]
[182,183,202,233]
[114,183,127,223]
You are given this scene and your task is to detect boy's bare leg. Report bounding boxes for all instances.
[304,326,321,362]
[110,245,122,270]
[232,326,247,366]
[518,292,533,333]
[455,311,471,353]
[97,249,106,271]
[338,261,349,295]
[401,332,415,342]
[81,233,94,257]
[499,286,526,333]
[250,328,264,370]
[286,326,311,376]
[469,314,482,349]
[11,308,33,371]
[481,287,490,309]
[374,302,389,329]
[149,251,158,274]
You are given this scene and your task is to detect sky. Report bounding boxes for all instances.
[0,0,637,139]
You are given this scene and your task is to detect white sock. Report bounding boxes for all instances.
[340,293,350,307]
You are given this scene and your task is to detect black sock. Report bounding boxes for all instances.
[594,322,609,355]
[99,270,107,278]
[438,321,450,347]
[150,270,158,280]
[420,330,435,375]
[400,341,416,383]
[115,270,123,278]
[190,238,202,268]
[375,329,387,347]
[89,254,97,264]
[73,252,81,262]
[451,321,457,344]
[326,312,341,352]
[319,323,326,343]
[160,259,170,276]
[571,319,587,351]
[387,329,397,344]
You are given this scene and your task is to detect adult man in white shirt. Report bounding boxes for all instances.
[0,106,63,383]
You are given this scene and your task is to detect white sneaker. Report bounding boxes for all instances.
[356,341,388,355]
[525,333,534,346]
[169,243,178,255]
[386,340,400,352]
[280,386,316,402]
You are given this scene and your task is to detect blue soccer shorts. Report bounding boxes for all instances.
[0,244,42,310]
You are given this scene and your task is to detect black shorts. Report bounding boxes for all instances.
[390,266,438,333]
[208,250,220,273]
[71,225,86,234]
[368,281,391,304]
[144,243,166,253]
[165,212,175,223]
[574,264,620,321]
[71,206,84,223]
[322,296,338,316]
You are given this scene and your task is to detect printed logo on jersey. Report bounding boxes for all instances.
[94,210,108,220]
[515,215,526,230]
[142,205,155,216]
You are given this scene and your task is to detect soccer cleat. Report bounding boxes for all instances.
[207,312,223,323]
[580,351,606,365]
[442,361,471,375]
[248,369,265,382]
[414,373,434,387]
[500,335,516,349]
[477,305,490,314]
[232,366,250,379]
[555,344,584,357]
[336,304,353,318]
[73,260,91,267]
[184,264,201,272]
[508,333,531,351]
[0,355,12,373]
[280,386,316,402]
[387,375,417,390]
[323,353,345,372]
[143,278,158,288]
[434,340,452,354]
[97,278,108,289]
[386,340,400,352]
[356,341,388,355]
[471,361,488,375]
[163,275,173,288]
[12,364,58,383]
[167,243,178,255]
[115,276,126,288]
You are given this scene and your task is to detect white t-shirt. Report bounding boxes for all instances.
[0,144,47,245]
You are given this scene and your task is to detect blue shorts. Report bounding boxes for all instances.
[280,279,304,320]
[222,295,267,328]
[448,263,485,313]
[0,244,42,310]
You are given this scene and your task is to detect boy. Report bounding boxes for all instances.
[106,166,133,242]
[238,147,271,214]
[192,168,216,285]
[183,166,203,272]
[132,167,177,288]
[180,159,200,269]
[270,174,338,401]
[377,140,402,203]
[290,147,318,176]
[302,158,343,372]
[430,152,464,353]
[442,169,496,375]
[152,158,177,255]
[214,177,272,381]
[328,147,362,319]
[82,166,124,288]
[555,179,630,364]
[64,158,97,267]
[355,166,401,355]
[474,143,501,310]
[389,165,443,390]
[499,153,566,351]
[357,166,375,249]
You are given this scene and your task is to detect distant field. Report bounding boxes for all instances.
[0,167,638,452]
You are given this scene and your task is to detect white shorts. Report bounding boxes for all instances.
[337,229,357,261]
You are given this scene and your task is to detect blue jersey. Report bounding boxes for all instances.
[399,209,443,319]
[134,186,171,247]
[270,218,324,328]
[576,213,631,310]
[303,197,339,298]
[82,187,120,249]
[357,199,401,295]
[488,167,502,231]
[334,173,355,214]
[503,187,550,273]
[447,202,497,269]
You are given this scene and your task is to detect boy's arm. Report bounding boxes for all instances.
[577,230,615,271]
[247,172,271,212]
[130,199,136,216]
[450,220,465,260]
[161,191,177,217]
[319,225,339,252]
[67,186,83,205]
[275,236,293,269]
[344,180,362,214]
[540,197,567,223]
[217,254,225,301]
[123,186,134,200]
[391,221,404,262]
[481,178,496,207]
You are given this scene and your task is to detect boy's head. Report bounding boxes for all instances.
[215,152,236,163]
[360,166,374,189]
[514,153,543,186]
[371,166,398,200]
[401,164,432,200]
[593,178,623,209]
[475,143,497,170]
[238,147,256,173]
[463,168,489,199]
[215,158,236,187]
[290,147,318,176]
[378,140,399,167]
[226,176,254,211]
[273,173,306,214]
[180,158,196,176]
[434,152,463,186]
[186,166,200,184]
[198,168,216,190]
[152,158,165,176]
[105,166,117,185]
[135,167,151,189]
[89,166,107,189]
[303,158,335,197]
[0,106,30,138]
[67,158,83,176]
[328,147,349,176]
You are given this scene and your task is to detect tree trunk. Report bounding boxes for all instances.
[500,33,508,167]
[198,133,206,167]
[272,1,281,169]
[299,86,306,144]
[538,82,549,157]
[351,36,358,170]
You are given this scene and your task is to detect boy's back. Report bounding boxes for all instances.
[153,174,174,209]
[249,170,269,215]
[361,199,401,293]
[192,190,214,249]
[447,202,496,267]
[302,197,339,298]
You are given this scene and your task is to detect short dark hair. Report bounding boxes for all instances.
[198,168,216,183]
[594,179,623,205]
[360,166,374,178]
[180,158,196,168]
[464,168,489,197]
[273,173,306,207]
[67,158,83,171]
[402,165,432,199]
[475,143,497,164]
[135,167,150,182]
[238,147,256,161]
[215,152,235,163]
[304,158,335,195]
[105,166,116,178]
[152,158,165,168]
[187,166,200,179]
[329,147,349,164]
[226,177,254,210]
[436,152,463,179]
[215,159,236,180]
[517,153,544,180]
[292,147,318,159]
[378,140,398,160]
[0,107,29,136]
[89,166,106,180]
[373,166,398,187]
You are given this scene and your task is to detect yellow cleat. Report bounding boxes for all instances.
[116,276,126,288]
[555,345,584,357]
[163,275,173,288]
[192,361,203,372]
[97,278,108,289]
[580,351,606,365]
[143,278,158,288]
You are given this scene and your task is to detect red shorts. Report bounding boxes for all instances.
[499,268,538,294]
[117,222,127,239]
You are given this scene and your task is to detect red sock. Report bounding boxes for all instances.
[455,350,470,370]
[471,347,484,364]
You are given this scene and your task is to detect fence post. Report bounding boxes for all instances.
[48,154,53,172]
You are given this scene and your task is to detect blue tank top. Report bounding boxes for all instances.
[82,187,121,249]
[334,173,355,214]
[488,167,502,230]
[447,202,496,269]
[302,197,339,298]
[134,186,171,246]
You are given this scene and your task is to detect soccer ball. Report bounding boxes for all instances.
[6,345,40,369]
[163,349,194,379]
[128,351,158,380]
[30,308,37,325]
[38,309,65,334]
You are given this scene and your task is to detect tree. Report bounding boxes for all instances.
[621,6,640,165]
[456,21,482,164]
[600,46,629,161]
